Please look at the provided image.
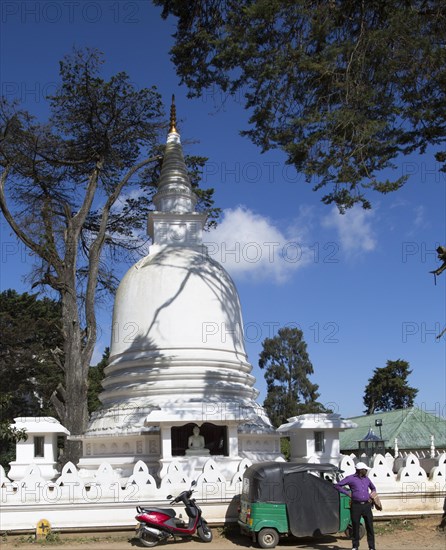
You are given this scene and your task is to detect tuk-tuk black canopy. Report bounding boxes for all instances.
[242,462,342,537]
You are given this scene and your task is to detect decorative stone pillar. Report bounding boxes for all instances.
[160,425,172,459]
[277,413,357,465]
[8,417,69,481]
[228,425,239,457]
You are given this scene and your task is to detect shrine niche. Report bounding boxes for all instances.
[171,423,228,456]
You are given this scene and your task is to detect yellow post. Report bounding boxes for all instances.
[36,519,51,539]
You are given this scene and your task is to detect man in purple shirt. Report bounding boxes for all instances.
[334,462,377,550]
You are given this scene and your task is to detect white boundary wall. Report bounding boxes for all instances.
[1,453,445,532]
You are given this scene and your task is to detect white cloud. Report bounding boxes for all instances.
[321,206,377,257]
[203,206,313,283]
[413,205,426,228]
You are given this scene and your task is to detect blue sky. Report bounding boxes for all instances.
[1,1,445,420]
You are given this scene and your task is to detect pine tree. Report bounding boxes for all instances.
[259,327,327,427]
[0,290,64,466]
[363,359,418,414]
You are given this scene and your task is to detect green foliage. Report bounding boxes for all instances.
[155,0,446,211]
[0,290,64,416]
[280,437,291,461]
[259,327,327,427]
[363,359,419,414]
[0,395,27,468]
[42,530,62,544]
[374,518,414,535]
[0,289,63,466]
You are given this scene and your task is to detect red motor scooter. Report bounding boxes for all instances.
[135,481,213,547]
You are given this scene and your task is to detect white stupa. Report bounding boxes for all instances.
[77,99,282,479]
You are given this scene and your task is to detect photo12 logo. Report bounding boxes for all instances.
[401,162,446,184]
[1,81,58,104]
[401,242,442,265]
[202,160,306,185]
[201,321,340,344]
[401,322,445,343]
[203,241,339,265]
[1,2,140,24]
[1,239,32,264]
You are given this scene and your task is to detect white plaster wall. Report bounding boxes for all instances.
[290,430,341,463]
[16,438,36,463]
[2,453,446,532]
[290,433,307,457]
[9,435,60,481]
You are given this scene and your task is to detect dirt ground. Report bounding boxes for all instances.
[1,516,444,550]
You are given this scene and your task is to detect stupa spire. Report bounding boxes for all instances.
[151,96,196,215]
[148,97,207,246]
[169,94,178,134]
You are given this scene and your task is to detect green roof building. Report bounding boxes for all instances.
[340,407,446,454]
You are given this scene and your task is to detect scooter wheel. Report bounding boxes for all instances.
[197,523,213,542]
[139,531,159,547]
[257,528,279,549]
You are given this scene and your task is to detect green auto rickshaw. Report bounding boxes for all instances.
[238,462,365,548]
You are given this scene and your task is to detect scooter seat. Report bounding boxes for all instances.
[140,507,176,518]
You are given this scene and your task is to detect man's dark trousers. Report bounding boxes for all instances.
[350,500,375,549]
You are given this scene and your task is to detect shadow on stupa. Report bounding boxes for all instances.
[136,245,245,356]
[102,333,163,400]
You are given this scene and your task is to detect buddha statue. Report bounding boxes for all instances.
[185,426,209,456]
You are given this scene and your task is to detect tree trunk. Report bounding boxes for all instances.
[52,274,91,465]
[62,343,89,465]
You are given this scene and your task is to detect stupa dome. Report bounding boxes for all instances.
[100,244,258,408]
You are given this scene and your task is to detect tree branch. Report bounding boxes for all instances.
[50,346,65,372]
[71,159,105,231]
[50,383,67,420]
[81,154,162,364]
[0,166,48,260]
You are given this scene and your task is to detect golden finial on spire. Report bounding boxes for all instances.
[169,94,178,133]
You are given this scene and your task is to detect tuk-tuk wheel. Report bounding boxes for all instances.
[344,523,366,540]
[257,528,279,549]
